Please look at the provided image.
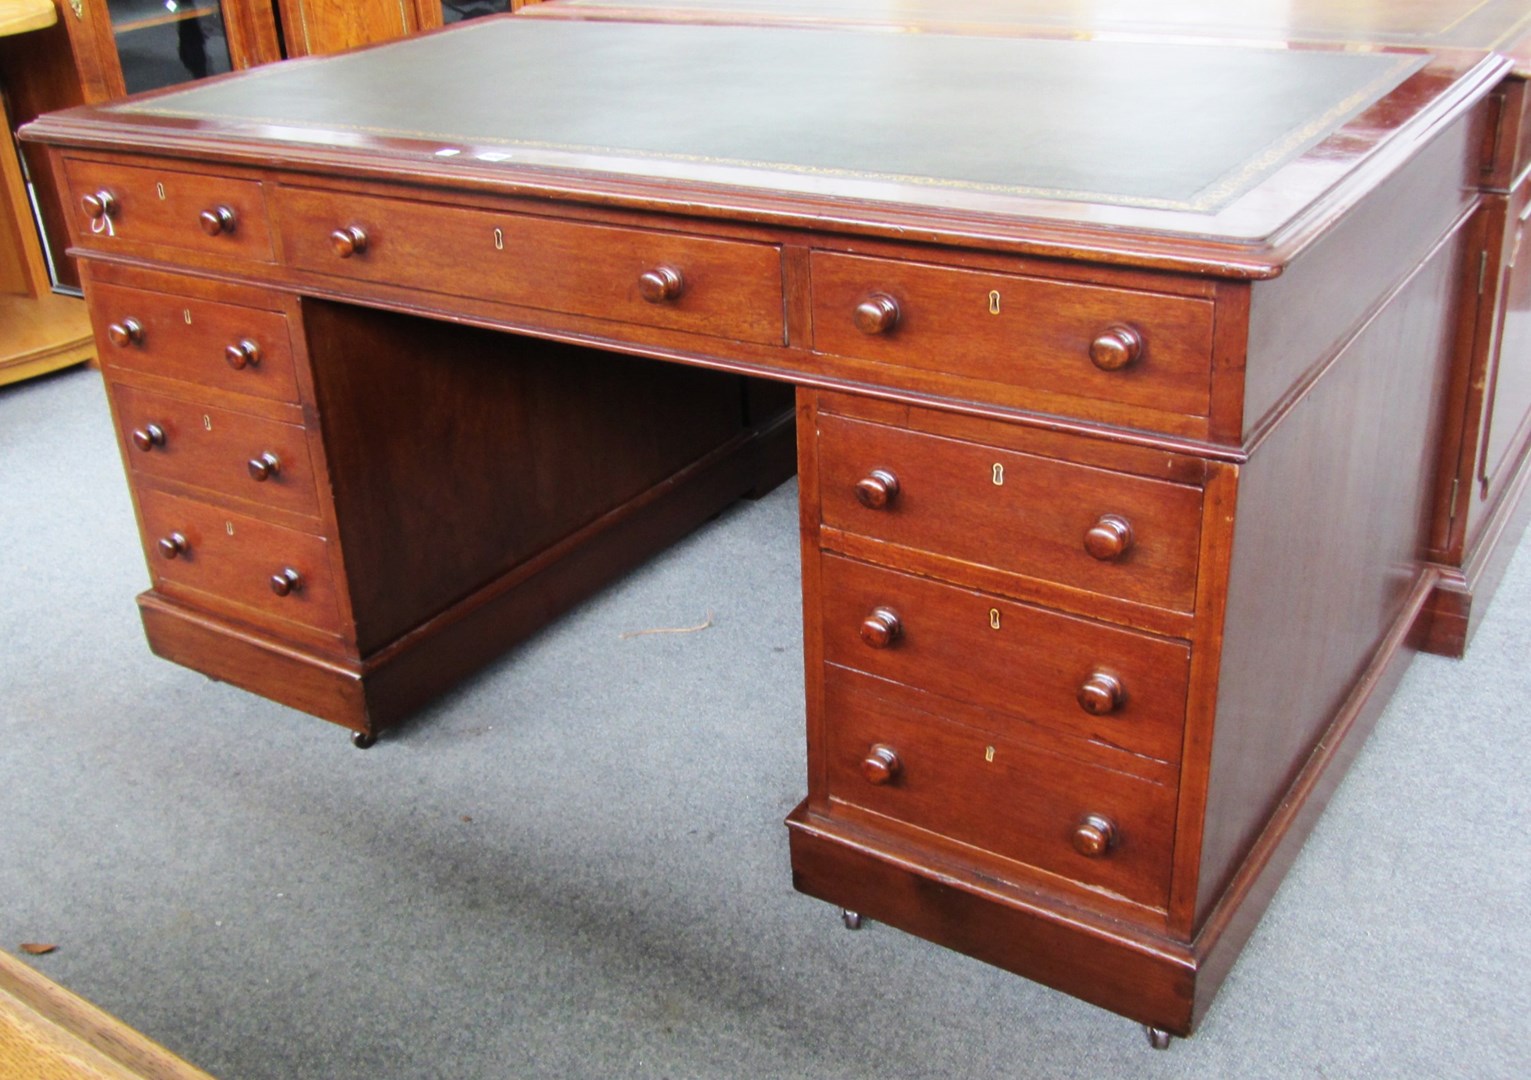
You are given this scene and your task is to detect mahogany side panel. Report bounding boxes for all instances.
[1242,106,1483,440]
[1194,215,1471,923]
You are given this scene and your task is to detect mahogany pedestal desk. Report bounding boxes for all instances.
[22,15,1508,1043]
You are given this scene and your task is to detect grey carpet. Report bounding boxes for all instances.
[2,365,1527,1079]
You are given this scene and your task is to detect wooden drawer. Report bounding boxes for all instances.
[809,252,1214,415]
[817,413,1203,612]
[111,384,321,519]
[823,671,1175,911]
[274,186,786,345]
[820,554,1189,764]
[137,489,342,635]
[64,159,273,261]
[90,282,299,404]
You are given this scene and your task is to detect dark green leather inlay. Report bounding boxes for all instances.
[117,18,1423,212]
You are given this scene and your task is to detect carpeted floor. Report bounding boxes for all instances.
[2,364,1527,1079]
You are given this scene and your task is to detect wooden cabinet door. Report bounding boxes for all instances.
[275,0,441,56]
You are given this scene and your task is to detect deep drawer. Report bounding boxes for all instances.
[111,383,321,519]
[823,671,1175,911]
[65,159,272,261]
[274,186,786,345]
[810,251,1214,415]
[820,554,1190,764]
[90,282,299,404]
[817,412,1204,612]
[138,489,342,635]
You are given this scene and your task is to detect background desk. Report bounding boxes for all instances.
[22,14,1507,1039]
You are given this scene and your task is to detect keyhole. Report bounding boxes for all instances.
[493,227,504,251]
[202,414,212,431]
[992,463,1004,486]
[989,608,1001,630]
[985,746,996,763]
[988,290,1001,315]
[156,182,166,200]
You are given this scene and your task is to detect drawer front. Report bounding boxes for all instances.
[91,283,299,403]
[820,554,1189,764]
[275,186,786,345]
[818,413,1203,612]
[65,159,273,261]
[138,489,342,635]
[112,384,321,519]
[824,673,1175,910]
[810,252,1214,415]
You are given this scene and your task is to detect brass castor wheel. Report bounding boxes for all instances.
[350,730,377,750]
[840,909,864,930]
[1144,1026,1172,1050]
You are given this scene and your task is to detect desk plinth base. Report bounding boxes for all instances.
[786,807,1200,1034]
[1420,443,1531,656]
[136,408,794,740]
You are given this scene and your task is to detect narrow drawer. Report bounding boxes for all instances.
[275,186,786,345]
[138,489,342,635]
[65,159,272,261]
[823,671,1175,911]
[820,554,1189,764]
[90,282,299,404]
[818,413,1203,612]
[111,384,321,519]
[810,252,1214,415]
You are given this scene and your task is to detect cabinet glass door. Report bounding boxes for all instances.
[443,2,511,23]
[108,0,233,94]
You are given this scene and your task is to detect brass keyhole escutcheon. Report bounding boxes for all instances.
[989,608,1001,630]
[984,745,995,763]
[988,290,1001,315]
[493,227,504,251]
[992,463,1004,486]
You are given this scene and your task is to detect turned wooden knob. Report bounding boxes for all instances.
[1089,325,1143,371]
[1077,671,1125,715]
[637,265,684,303]
[198,205,236,236]
[225,340,261,369]
[106,318,143,348]
[1072,814,1119,857]
[1084,514,1134,561]
[854,469,900,510]
[860,743,901,785]
[853,293,900,335]
[81,190,116,221]
[269,567,302,597]
[157,532,189,560]
[859,607,902,649]
[131,424,165,451]
[330,225,368,258]
[247,452,280,482]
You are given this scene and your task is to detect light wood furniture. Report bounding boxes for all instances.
[0,0,94,386]
[0,948,214,1079]
[20,9,1509,1044]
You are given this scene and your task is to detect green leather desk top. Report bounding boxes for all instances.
[111,18,1421,215]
